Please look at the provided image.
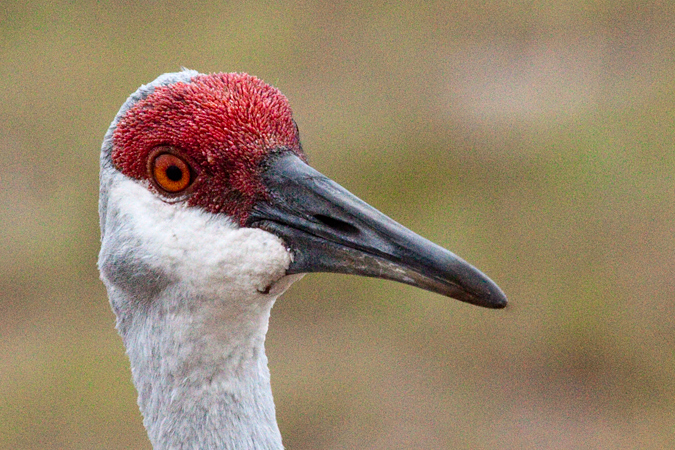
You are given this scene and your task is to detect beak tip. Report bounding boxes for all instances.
[462,275,508,309]
[488,294,509,309]
[484,284,509,309]
[462,292,508,309]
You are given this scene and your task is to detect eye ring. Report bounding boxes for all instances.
[148,146,197,196]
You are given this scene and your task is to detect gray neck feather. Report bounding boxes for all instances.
[107,285,284,450]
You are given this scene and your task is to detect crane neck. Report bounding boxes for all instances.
[99,174,301,449]
[111,287,285,450]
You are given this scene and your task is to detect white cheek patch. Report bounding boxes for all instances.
[107,177,292,298]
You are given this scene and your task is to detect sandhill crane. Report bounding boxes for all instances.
[98,70,507,450]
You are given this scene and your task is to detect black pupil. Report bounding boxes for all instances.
[165,165,183,182]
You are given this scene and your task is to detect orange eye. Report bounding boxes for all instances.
[151,153,192,193]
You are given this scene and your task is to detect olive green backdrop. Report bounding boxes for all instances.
[2,1,674,448]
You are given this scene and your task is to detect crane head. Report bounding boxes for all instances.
[99,70,507,312]
[111,72,305,226]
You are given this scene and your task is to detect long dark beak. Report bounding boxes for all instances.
[247,152,507,309]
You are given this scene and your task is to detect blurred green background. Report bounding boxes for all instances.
[2,1,674,448]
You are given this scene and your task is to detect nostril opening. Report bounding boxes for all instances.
[314,214,360,235]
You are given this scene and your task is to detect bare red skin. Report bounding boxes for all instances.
[112,72,305,225]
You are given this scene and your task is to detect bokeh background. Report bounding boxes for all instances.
[2,1,674,448]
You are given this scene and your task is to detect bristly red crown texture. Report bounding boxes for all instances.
[112,72,305,225]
